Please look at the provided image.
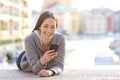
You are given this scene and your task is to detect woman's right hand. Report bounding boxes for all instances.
[40,50,58,65]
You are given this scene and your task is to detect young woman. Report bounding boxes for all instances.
[16,11,66,77]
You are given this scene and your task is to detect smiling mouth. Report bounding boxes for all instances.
[45,34,52,37]
[45,33,52,36]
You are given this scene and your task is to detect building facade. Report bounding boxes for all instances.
[0,0,32,40]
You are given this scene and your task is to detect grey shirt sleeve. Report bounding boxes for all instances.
[49,34,66,75]
[24,37,45,74]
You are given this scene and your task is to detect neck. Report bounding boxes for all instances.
[40,36,52,53]
[40,35,52,46]
[42,39,50,46]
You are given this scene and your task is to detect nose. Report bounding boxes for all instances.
[46,27,53,33]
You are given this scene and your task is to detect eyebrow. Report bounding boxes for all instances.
[43,24,48,26]
[44,24,56,26]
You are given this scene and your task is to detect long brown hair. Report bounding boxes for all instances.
[32,11,58,32]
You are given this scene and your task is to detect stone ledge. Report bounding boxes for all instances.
[1,67,120,80]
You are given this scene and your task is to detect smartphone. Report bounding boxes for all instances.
[49,44,59,52]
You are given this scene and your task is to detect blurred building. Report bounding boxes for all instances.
[80,8,114,35]
[0,0,32,40]
[32,0,119,36]
[71,10,80,34]
[42,0,72,10]
[112,11,120,33]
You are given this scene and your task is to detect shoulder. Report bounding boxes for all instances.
[54,32,66,40]
[25,32,38,42]
[53,32,66,44]
[54,32,66,43]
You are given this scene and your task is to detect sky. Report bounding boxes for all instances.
[29,0,120,12]
[72,0,120,11]
[29,0,44,12]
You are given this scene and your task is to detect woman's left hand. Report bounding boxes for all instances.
[37,69,54,77]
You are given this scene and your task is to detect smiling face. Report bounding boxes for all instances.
[39,18,57,40]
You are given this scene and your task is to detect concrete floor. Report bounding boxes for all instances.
[1,66,120,80]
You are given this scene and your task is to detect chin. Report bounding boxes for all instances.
[45,36,52,39]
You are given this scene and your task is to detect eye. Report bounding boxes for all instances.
[43,24,48,28]
[43,25,47,28]
[51,26,55,29]
[51,25,56,29]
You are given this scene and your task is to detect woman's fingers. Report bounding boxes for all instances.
[46,50,55,54]
[40,50,58,64]
[38,69,52,77]
[49,52,58,56]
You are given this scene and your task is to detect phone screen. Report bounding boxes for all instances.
[49,44,59,52]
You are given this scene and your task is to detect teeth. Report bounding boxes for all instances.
[45,34,49,36]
